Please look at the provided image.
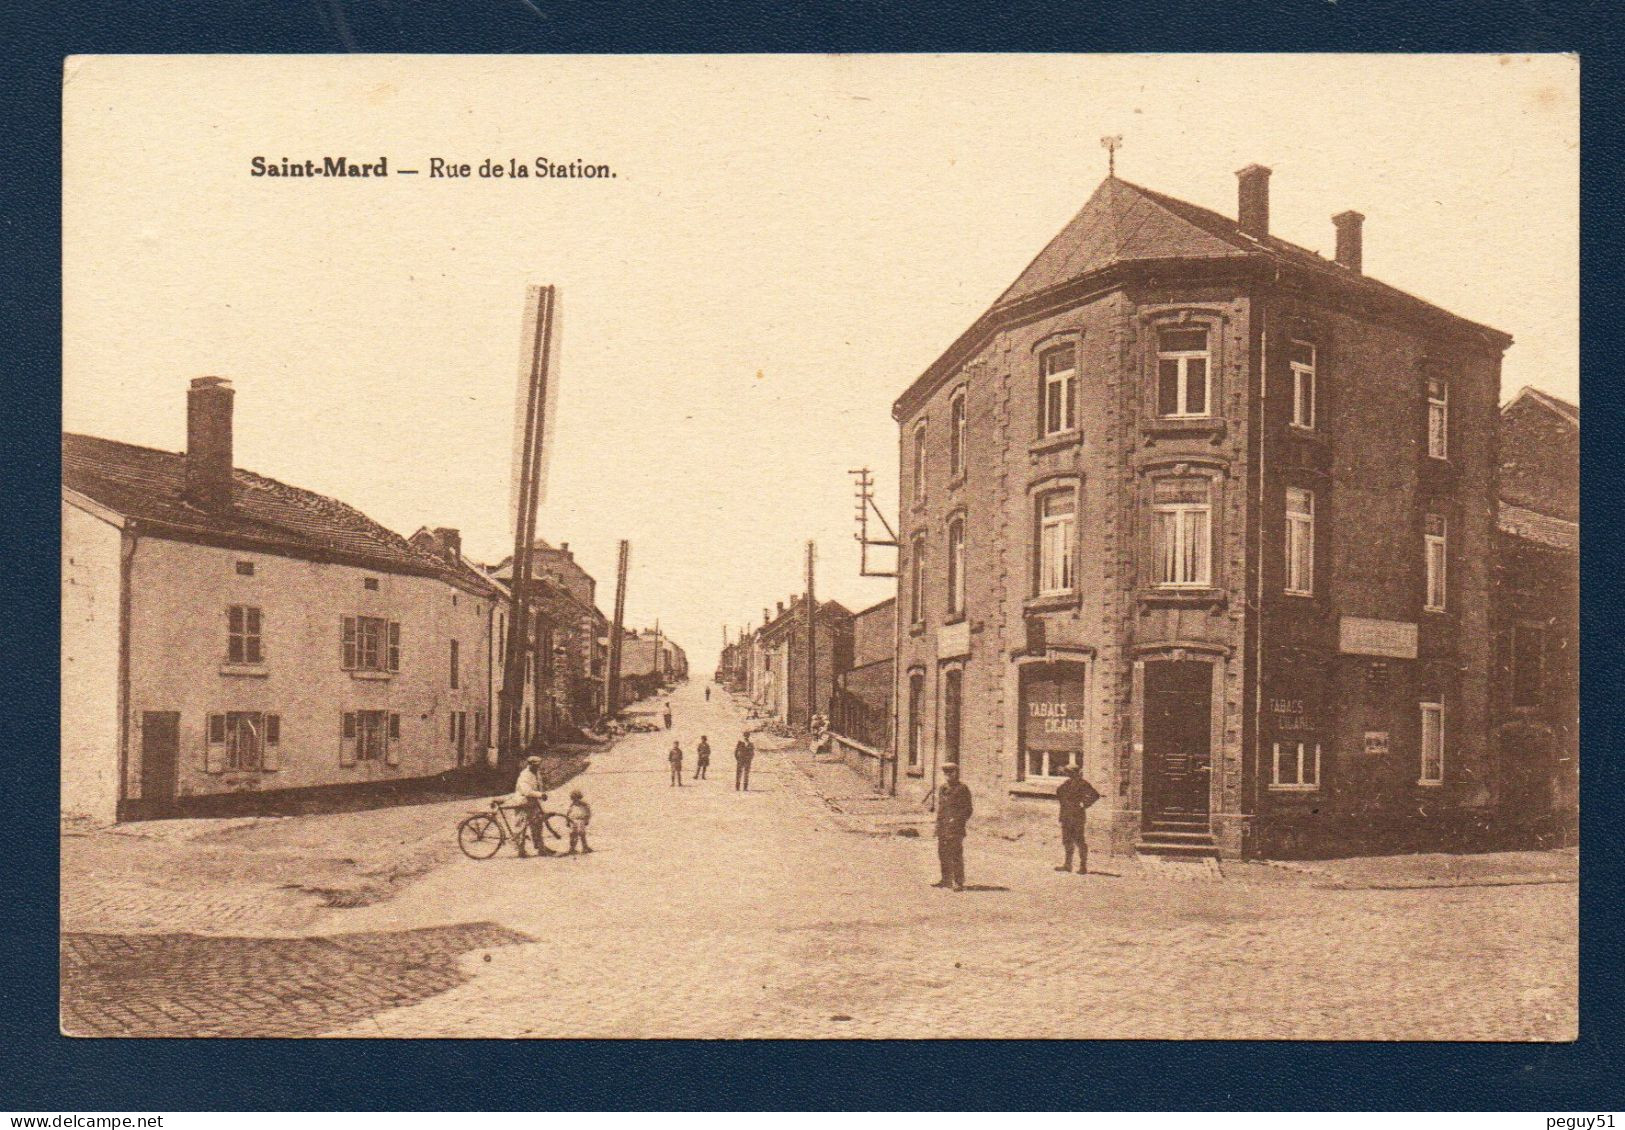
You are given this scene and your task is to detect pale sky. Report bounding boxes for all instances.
[64,54,1578,675]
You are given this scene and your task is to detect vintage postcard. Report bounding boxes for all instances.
[61,53,1578,1039]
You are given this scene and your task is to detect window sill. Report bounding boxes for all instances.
[948,473,966,490]
[1137,588,1226,609]
[219,663,269,678]
[1029,431,1083,456]
[1144,417,1226,442]
[908,623,926,638]
[1416,779,1444,788]
[906,767,925,778]
[943,613,967,627]
[1024,593,1078,615]
[1009,778,1066,798]
[1423,607,1448,616]
[1287,423,1323,439]
[1283,589,1315,600]
[349,670,395,681]
[1268,784,1320,793]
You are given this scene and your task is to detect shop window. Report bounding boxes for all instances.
[1021,666,1086,780]
[1270,740,1320,790]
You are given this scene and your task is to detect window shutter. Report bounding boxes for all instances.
[385,713,401,766]
[342,616,357,669]
[388,621,401,672]
[340,711,358,767]
[203,714,224,774]
[262,714,280,771]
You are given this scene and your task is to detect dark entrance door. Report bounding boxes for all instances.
[1143,661,1212,822]
[140,711,180,814]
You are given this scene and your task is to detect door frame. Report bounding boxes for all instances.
[138,710,181,817]
[1133,650,1225,827]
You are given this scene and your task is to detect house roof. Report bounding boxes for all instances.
[1503,386,1579,428]
[64,432,487,593]
[895,174,1513,418]
[1498,501,1578,553]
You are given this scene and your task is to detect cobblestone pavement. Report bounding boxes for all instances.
[304,681,1577,1040]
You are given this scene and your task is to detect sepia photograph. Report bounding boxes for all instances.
[60,53,1578,1040]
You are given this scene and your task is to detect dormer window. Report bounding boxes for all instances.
[1157,328,1210,418]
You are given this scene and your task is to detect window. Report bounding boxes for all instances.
[1022,667,1086,780]
[912,421,927,503]
[907,672,924,769]
[1036,490,1076,596]
[449,639,460,689]
[342,616,401,672]
[950,391,967,477]
[942,668,962,766]
[1285,487,1314,596]
[1157,328,1210,418]
[1153,478,1212,588]
[1290,340,1316,429]
[205,710,279,773]
[909,533,927,625]
[946,516,966,618]
[1039,345,1076,436]
[363,577,380,591]
[227,605,263,664]
[1271,740,1320,789]
[1420,702,1444,784]
[1424,514,1447,612]
[235,561,255,576]
[340,709,398,765]
[1426,376,1449,459]
[1511,622,1546,708]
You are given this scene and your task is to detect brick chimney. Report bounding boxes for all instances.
[1236,164,1272,239]
[433,527,462,562]
[777,601,785,617]
[1333,210,1365,274]
[184,376,235,514]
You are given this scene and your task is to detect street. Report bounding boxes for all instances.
[62,679,1577,1039]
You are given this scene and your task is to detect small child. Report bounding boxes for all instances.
[566,789,593,855]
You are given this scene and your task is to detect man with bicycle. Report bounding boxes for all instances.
[514,755,556,857]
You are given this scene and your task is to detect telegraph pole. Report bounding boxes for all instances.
[804,539,817,731]
[499,285,557,765]
[606,539,629,717]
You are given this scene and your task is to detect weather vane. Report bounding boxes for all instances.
[1101,134,1123,177]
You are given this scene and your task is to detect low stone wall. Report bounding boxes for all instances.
[830,733,892,792]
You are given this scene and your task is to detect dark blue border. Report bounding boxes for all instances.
[5,0,1622,1111]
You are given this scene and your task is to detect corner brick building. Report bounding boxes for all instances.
[891,167,1511,858]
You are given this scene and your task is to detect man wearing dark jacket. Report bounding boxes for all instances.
[733,735,755,791]
[932,763,973,891]
[1054,764,1101,874]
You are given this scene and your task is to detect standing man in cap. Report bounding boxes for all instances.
[932,762,973,891]
[734,732,756,791]
[668,740,685,787]
[1054,763,1101,874]
[513,755,555,858]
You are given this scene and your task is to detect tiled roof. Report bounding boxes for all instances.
[1504,386,1579,428]
[63,432,480,588]
[1498,501,1578,552]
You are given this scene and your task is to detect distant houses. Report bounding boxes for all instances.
[62,377,683,824]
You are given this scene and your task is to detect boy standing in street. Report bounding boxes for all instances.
[1054,763,1101,874]
[668,741,684,787]
[565,789,593,855]
[695,735,711,780]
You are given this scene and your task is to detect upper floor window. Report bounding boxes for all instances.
[1424,513,1447,612]
[1157,328,1210,418]
[227,605,263,664]
[1427,376,1449,459]
[1285,487,1314,596]
[912,420,928,502]
[946,515,967,618]
[1039,345,1077,436]
[1036,490,1076,596]
[1153,478,1212,588]
[909,532,927,625]
[343,615,401,672]
[950,391,967,477]
[1289,340,1316,429]
[1420,702,1445,784]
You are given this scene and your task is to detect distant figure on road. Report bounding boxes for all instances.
[734,734,755,791]
[565,789,593,855]
[932,762,973,891]
[663,703,673,730]
[695,736,711,780]
[1054,764,1101,874]
[668,741,684,787]
[514,755,556,858]
[705,686,712,702]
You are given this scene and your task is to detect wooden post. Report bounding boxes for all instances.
[606,539,629,715]
[805,539,817,731]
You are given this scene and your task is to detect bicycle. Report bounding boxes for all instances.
[457,797,569,860]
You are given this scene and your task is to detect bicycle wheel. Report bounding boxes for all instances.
[540,813,570,842]
[457,813,507,860]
